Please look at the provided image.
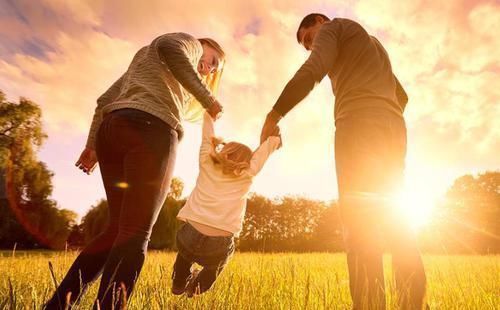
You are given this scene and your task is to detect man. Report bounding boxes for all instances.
[260,13,427,309]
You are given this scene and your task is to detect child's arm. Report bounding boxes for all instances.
[246,135,281,177]
[199,112,216,163]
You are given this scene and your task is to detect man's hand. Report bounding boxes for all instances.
[260,109,282,144]
[270,126,283,149]
[207,98,223,120]
[75,147,98,175]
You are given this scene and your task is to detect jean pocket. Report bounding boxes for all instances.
[126,115,156,128]
[113,109,159,127]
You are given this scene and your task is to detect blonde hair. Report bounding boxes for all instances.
[198,38,226,60]
[183,38,225,122]
[199,37,225,96]
[209,137,253,177]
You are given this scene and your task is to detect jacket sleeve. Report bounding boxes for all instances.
[155,33,215,109]
[394,75,408,111]
[85,74,124,149]
[273,22,341,117]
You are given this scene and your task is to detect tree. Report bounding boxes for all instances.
[149,197,185,249]
[420,171,500,254]
[238,194,330,251]
[80,199,109,244]
[444,171,499,253]
[167,178,184,200]
[0,90,75,249]
[311,202,344,252]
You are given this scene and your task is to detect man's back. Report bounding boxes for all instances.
[314,18,404,119]
[271,18,407,122]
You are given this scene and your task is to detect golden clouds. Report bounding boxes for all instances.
[0,0,498,216]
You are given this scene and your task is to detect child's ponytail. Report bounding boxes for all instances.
[209,139,253,177]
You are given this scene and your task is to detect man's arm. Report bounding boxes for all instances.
[273,22,340,117]
[155,33,215,110]
[261,22,341,143]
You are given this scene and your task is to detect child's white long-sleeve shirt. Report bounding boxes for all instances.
[177,113,280,236]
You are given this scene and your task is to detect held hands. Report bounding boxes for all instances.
[260,109,283,145]
[270,125,283,149]
[207,97,224,120]
[75,147,98,175]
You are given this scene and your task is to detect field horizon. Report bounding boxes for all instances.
[1,251,498,309]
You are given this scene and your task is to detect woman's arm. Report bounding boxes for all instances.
[85,74,124,149]
[155,33,215,110]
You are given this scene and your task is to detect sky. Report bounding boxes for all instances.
[0,0,499,220]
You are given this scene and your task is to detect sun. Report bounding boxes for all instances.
[396,157,450,230]
[396,186,437,229]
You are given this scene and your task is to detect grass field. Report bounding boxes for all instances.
[0,251,498,309]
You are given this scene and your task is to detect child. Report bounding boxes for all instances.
[171,112,281,297]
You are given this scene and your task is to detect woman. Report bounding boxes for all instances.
[46,33,225,309]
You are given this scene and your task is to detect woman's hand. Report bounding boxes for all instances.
[207,98,223,120]
[75,147,98,175]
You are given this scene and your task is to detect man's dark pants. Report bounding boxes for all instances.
[46,108,178,309]
[335,109,427,309]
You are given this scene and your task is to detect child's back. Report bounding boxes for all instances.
[172,112,280,297]
[177,112,281,236]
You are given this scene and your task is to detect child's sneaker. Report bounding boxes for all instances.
[185,269,201,298]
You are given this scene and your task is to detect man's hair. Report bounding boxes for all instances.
[296,13,331,43]
[198,38,226,60]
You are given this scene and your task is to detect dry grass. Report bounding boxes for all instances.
[0,251,498,309]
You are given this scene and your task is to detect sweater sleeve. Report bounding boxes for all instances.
[246,136,281,177]
[394,75,408,111]
[155,33,214,109]
[273,22,341,117]
[199,112,215,163]
[85,74,124,149]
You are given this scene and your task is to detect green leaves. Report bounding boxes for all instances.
[0,90,75,250]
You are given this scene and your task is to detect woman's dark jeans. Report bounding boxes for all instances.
[46,109,178,309]
[172,222,234,294]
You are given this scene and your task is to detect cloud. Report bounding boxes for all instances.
[0,0,498,217]
[354,0,500,167]
[0,30,136,133]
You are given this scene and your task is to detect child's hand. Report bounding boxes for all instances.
[207,98,223,120]
[271,126,283,149]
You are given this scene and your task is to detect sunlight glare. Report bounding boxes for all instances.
[396,187,437,229]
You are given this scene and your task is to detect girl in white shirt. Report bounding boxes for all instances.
[172,112,281,297]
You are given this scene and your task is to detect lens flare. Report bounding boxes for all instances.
[116,182,129,189]
[396,188,437,229]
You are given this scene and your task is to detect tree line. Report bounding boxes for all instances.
[1,90,498,254]
[0,91,76,249]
